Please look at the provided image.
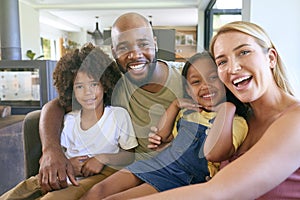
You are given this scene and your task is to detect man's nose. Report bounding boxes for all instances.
[128,47,142,59]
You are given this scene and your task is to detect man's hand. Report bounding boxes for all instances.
[38,148,78,192]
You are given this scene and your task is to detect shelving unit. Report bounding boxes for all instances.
[175,29,197,62]
[103,27,197,62]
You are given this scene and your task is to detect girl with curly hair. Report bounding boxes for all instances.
[1,43,138,200]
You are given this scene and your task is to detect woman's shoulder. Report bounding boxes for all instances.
[279,101,300,119]
[272,101,300,135]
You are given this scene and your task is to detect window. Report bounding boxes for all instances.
[40,38,51,59]
[40,37,59,60]
[204,0,242,49]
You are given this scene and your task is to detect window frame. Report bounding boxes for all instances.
[204,0,241,50]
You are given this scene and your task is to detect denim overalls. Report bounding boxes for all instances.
[127,116,212,192]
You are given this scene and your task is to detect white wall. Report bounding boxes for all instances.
[243,0,300,97]
[69,31,89,47]
[19,2,41,59]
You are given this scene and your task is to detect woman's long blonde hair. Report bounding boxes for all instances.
[209,21,294,96]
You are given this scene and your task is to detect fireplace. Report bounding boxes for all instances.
[0,60,57,114]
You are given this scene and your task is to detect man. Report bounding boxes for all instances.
[26,12,184,197]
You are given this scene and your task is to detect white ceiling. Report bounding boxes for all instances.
[20,0,210,32]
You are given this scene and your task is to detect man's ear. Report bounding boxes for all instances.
[111,44,117,59]
[154,36,158,52]
[268,48,277,69]
[153,35,157,43]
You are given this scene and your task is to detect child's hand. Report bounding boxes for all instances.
[69,155,88,176]
[176,98,202,111]
[148,126,162,149]
[148,126,172,151]
[81,157,105,177]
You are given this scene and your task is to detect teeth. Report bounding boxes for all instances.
[130,64,144,70]
[202,93,215,98]
[233,76,251,85]
[86,98,96,102]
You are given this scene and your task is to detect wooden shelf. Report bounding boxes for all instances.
[175,29,197,61]
[175,45,197,60]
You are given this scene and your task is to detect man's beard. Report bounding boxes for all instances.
[117,53,158,87]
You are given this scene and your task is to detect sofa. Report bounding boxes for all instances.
[22,110,42,178]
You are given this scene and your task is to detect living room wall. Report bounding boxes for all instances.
[243,0,300,97]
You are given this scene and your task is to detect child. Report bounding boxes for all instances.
[80,51,249,200]
[0,43,138,200]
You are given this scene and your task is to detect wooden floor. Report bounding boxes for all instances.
[0,115,25,195]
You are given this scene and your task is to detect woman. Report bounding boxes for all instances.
[135,21,300,199]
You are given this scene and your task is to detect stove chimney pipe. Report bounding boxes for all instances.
[0,0,22,60]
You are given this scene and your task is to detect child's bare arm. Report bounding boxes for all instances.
[81,148,135,177]
[80,157,105,177]
[154,99,181,142]
[204,102,236,162]
[95,148,135,166]
[148,98,202,149]
[155,98,201,142]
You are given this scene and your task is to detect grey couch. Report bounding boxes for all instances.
[23,110,42,178]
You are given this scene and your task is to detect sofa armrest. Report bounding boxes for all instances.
[23,110,42,178]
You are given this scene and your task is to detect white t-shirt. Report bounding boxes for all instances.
[60,106,138,159]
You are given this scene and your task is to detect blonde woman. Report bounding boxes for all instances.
[135,21,300,200]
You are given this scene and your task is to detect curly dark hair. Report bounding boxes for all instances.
[53,43,121,109]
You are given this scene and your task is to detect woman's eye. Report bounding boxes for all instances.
[240,50,250,55]
[216,60,226,67]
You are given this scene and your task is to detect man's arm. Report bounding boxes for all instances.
[38,98,78,192]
